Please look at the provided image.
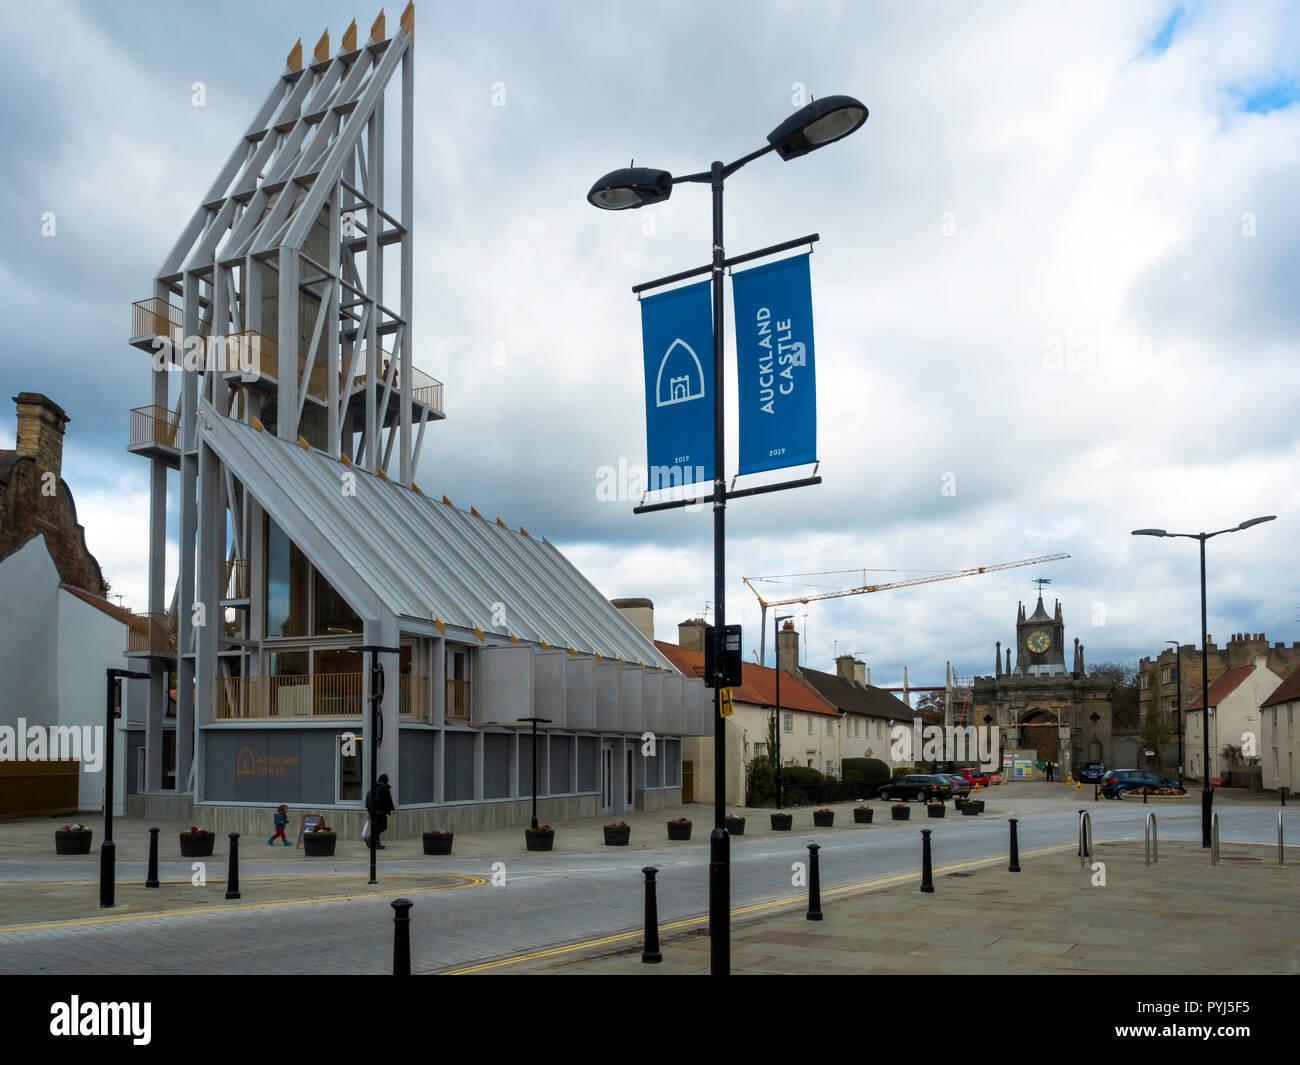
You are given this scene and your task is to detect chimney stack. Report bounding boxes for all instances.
[777,619,799,674]
[678,618,706,652]
[12,393,68,477]
[611,597,654,644]
[835,654,855,682]
[853,659,865,685]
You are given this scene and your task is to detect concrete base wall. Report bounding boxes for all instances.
[636,788,682,812]
[126,792,195,821]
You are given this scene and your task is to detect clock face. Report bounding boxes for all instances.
[1027,630,1051,654]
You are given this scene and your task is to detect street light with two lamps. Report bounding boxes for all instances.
[587,93,868,976]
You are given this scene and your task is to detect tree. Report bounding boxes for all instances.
[1091,660,1139,730]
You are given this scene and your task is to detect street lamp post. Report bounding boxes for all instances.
[348,643,401,885]
[588,94,867,976]
[102,667,149,908]
[774,613,794,809]
[520,717,552,828]
[1167,639,1183,788]
[1132,515,1276,846]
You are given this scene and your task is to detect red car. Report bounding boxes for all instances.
[958,767,990,787]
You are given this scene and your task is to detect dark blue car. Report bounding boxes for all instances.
[1099,769,1180,798]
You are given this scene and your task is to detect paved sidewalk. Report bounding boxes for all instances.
[486,839,1300,975]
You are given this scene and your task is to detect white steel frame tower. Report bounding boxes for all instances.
[125,5,435,797]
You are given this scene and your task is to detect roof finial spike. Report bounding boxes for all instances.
[313,29,330,64]
[400,0,414,35]
[287,39,303,73]
[370,9,386,43]
[341,19,358,53]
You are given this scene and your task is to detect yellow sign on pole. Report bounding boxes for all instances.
[719,687,734,718]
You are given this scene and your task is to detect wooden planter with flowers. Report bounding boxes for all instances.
[603,822,631,846]
[770,812,793,831]
[525,826,555,851]
[725,814,746,835]
[179,827,216,857]
[891,803,911,821]
[813,808,835,828]
[55,826,92,854]
[927,803,946,818]
[853,806,873,824]
[667,817,692,841]
[422,830,454,855]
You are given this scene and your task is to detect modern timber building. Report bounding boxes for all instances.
[124,6,706,837]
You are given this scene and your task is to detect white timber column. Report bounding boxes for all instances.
[176,270,200,793]
[276,246,299,441]
[194,438,222,804]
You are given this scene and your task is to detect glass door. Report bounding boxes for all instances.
[601,742,614,813]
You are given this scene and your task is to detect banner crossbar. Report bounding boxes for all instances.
[632,474,822,515]
[632,233,820,296]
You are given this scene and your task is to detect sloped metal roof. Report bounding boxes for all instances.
[199,403,674,668]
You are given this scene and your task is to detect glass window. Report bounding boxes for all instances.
[826,719,834,736]
[338,735,363,801]
[783,713,793,733]
[265,518,309,638]
[807,717,814,735]
[314,568,361,635]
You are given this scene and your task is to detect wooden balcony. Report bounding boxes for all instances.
[126,612,177,656]
[213,673,429,720]
[128,405,181,466]
[130,297,212,353]
[446,678,471,721]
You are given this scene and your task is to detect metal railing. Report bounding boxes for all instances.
[126,612,177,654]
[399,674,427,720]
[445,678,470,721]
[214,673,430,720]
[1144,811,1158,866]
[131,297,182,339]
[131,297,213,341]
[224,559,249,600]
[1078,809,1092,868]
[1210,811,1221,865]
[129,405,181,451]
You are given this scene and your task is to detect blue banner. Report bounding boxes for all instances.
[639,279,713,487]
[731,253,817,476]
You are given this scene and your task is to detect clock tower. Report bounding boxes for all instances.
[1014,594,1067,676]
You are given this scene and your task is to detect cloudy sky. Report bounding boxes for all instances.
[1,0,1296,689]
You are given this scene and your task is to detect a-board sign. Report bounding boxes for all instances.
[296,813,322,848]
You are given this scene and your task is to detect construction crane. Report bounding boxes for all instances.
[746,553,1070,666]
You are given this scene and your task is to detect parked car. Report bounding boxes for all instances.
[1099,769,1181,798]
[938,773,972,798]
[957,767,990,787]
[878,774,954,802]
[1079,761,1108,782]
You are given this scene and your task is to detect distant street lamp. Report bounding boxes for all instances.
[1167,639,1184,788]
[774,613,794,809]
[1132,515,1276,846]
[588,92,867,977]
[102,667,150,908]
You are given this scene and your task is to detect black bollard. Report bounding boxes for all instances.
[1282,787,1287,807]
[225,832,241,900]
[641,867,662,963]
[1094,783,1099,802]
[708,828,730,975]
[99,839,115,908]
[1077,810,1089,858]
[920,829,934,894]
[145,827,160,888]
[391,898,413,975]
[1008,817,1021,873]
[806,843,823,921]
[1143,785,1148,805]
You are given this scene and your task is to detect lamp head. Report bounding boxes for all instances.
[586,167,673,210]
[1131,528,1167,537]
[767,94,868,160]
[1237,515,1276,530]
